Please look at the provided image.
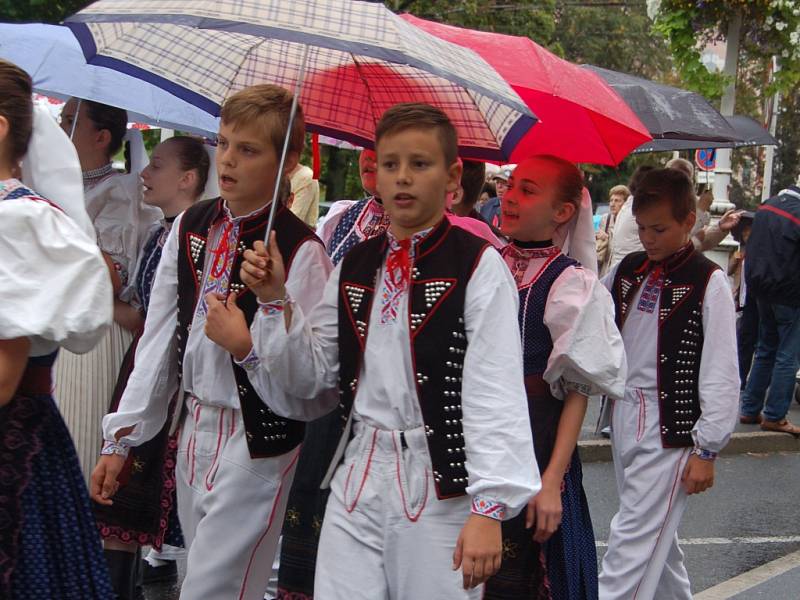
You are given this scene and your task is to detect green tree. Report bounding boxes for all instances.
[0,0,89,23]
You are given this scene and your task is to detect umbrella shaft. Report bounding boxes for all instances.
[264,45,311,242]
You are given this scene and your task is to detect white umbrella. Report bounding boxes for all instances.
[0,22,219,136]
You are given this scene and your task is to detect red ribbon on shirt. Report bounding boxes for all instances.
[210,219,234,278]
[386,238,412,289]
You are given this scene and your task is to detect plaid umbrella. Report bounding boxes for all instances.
[65,0,536,162]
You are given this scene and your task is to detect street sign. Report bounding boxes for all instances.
[695,148,716,171]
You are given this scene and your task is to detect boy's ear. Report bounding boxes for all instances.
[0,115,9,147]
[446,159,463,194]
[683,210,697,232]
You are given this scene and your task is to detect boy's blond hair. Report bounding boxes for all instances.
[221,85,305,160]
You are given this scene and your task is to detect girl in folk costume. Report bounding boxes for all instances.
[94,136,210,599]
[0,59,114,599]
[486,156,626,600]
[55,98,161,481]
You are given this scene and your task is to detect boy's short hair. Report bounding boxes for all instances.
[627,164,655,196]
[375,103,458,166]
[460,160,486,209]
[633,168,697,222]
[609,184,630,199]
[221,85,305,160]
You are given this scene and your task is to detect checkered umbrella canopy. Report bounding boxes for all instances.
[65,0,537,161]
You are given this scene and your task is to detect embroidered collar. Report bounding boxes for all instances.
[356,196,390,238]
[221,199,272,224]
[0,178,25,201]
[636,242,695,276]
[504,240,560,261]
[82,163,115,187]
[386,226,433,259]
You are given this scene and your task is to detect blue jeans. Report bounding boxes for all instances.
[740,299,800,422]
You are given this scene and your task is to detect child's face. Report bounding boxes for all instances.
[216,120,281,209]
[141,141,191,208]
[500,158,573,242]
[376,128,460,238]
[359,149,378,196]
[635,199,696,261]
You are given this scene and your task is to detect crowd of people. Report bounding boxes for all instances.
[1,51,799,600]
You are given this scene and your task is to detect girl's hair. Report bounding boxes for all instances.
[0,59,33,163]
[164,136,211,198]
[532,154,584,216]
[84,100,128,158]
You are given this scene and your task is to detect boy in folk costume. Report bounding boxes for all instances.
[485,156,625,600]
[243,103,539,599]
[91,85,332,600]
[598,169,739,600]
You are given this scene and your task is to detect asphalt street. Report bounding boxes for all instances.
[143,451,800,599]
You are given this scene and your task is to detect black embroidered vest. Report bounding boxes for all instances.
[176,198,322,458]
[337,219,490,498]
[611,244,719,448]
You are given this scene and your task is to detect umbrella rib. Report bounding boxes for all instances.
[349,54,382,147]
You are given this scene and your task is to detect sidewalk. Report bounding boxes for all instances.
[695,549,800,599]
[578,394,800,463]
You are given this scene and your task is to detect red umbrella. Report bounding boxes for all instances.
[401,14,651,166]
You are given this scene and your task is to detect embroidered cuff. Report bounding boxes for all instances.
[258,293,292,317]
[564,380,593,396]
[692,447,718,461]
[471,496,507,521]
[101,439,130,458]
[234,347,261,371]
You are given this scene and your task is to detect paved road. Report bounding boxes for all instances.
[586,452,800,594]
[145,452,800,599]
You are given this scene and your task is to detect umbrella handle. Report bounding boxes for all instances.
[69,98,82,140]
[264,44,311,243]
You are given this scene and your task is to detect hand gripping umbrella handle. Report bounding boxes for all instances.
[264,44,311,243]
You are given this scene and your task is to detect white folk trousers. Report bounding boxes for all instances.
[315,421,481,600]
[175,395,298,600]
[598,388,693,600]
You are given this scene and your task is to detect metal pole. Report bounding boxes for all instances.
[69,98,82,140]
[264,45,311,243]
[761,57,780,202]
[711,11,741,213]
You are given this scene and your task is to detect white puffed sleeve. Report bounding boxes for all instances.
[0,198,112,356]
[543,265,626,400]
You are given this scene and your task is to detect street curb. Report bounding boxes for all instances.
[694,549,800,599]
[578,431,800,463]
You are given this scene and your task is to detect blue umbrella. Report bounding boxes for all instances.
[0,22,219,136]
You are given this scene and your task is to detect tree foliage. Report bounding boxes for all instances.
[651,0,800,99]
[0,0,89,23]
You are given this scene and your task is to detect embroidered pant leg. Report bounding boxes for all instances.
[314,423,480,600]
[598,389,690,600]
[175,396,299,600]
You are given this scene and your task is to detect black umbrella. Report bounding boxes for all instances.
[632,115,777,153]
[583,65,740,143]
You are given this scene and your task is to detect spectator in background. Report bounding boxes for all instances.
[728,212,757,395]
[739,182,800,435]
[479,165,513,228]
[449,159,485,219]
[478,180,496,211]
[288,162,320,227]
[596,184,630,275]
[607,165,654,269]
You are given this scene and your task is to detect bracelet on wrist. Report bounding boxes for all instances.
[691,447,717,461]
[101,439,130,458]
